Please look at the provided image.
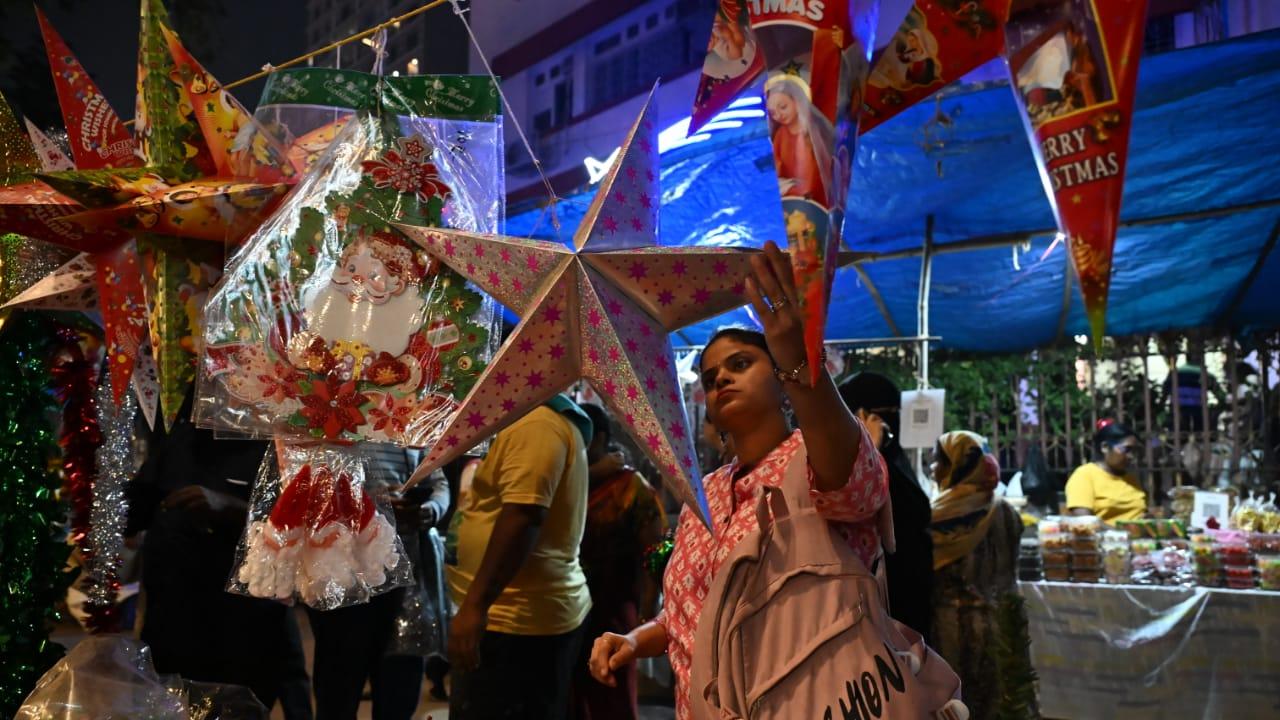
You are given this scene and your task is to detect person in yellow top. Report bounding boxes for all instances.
[446,395,593,719]
[1066,420,1147,523]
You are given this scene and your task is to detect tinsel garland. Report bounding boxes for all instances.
[85,374,136,633]
[49,326,117,632]
[0,313,71,716]
[0,234,72,304]
[643,529,676,579]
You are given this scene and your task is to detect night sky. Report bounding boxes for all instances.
[0,0,308,128]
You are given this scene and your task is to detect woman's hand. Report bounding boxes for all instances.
[744,241,806,376]
[588,632,637,687]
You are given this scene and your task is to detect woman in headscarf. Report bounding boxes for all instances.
[929,431,1035,720]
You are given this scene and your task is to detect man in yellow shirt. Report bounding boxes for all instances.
[446,395,593,719]
[1066,420,1147,523]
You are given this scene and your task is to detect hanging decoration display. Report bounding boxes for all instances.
[398,87,765,525]
[199,71,502,447]
[748,0,894,384]
[2,1,297,426]
[197,68,503,608]
[84,373,136,634]
[231,441,409,609]
[1003,0,1149,345]
[691,0,767,133]
[861,0,1013,134]
[48,324,124,632]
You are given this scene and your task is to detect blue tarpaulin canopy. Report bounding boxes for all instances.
[506,29,1280,352]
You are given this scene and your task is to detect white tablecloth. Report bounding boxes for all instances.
[1018,581,1280,719]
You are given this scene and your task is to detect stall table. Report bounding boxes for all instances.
[1019,581,1280,719]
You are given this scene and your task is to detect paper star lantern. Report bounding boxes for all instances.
[398,87,762,523]
[2,2,295,422]
[2,250,95,311]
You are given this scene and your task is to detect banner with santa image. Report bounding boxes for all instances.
[1004,0,1148,344]
[750,0,883,384]
[691,0,766,133]
[861,0,1012,134]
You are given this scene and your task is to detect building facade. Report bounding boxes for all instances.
[306,0,1278,209]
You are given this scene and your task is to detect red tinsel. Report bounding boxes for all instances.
[49,325,119,633]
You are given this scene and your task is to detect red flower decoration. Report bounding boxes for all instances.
[299,375,369,439]
[368,393,414,436]
[364,352,411,386]
[361,134,453,203]
[258,362,304,403]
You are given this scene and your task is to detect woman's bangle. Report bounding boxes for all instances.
[774,348,827,386]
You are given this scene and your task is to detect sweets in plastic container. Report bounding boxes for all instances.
[1257,555,1280,591]
[1102,530,1131,584]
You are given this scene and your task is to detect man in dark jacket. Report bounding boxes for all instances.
[128,394,311,719]
[839,372,934,642]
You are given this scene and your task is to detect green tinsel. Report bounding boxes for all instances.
[0,312,72,716]
[643,530,676,579]
[993,592,1041,720]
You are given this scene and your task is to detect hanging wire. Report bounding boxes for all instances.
[223,0,453,91]
[119,0,566,236]
[447,0,562,237]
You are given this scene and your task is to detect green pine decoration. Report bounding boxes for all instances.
[0,312,72,716]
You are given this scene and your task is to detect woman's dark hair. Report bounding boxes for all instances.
[699,326,771,372]
[1094,420,1137,454]
[579,402,611,444]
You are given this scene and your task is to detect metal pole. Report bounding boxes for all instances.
[991,391,1001,468]
[1228,339,1241,482]
[1199,338,1212,482]
[917,216,935,389]
[1117,349,1127,423]
[1037,372,1048,462]
[1170,340,1183,486]
[1065,356,1075,470]
[1014,377,1025,469]
[1089,354,1099,430]
[1261,342,1274,487]
[1142,338,1156,503]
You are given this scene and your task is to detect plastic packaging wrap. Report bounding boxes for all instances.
[196,71,502,446]
[16,636,267,720]
[195,71,503,609]
[229,440,411,609]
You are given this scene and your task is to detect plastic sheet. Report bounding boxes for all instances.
[1019,580,1280,719]
[15,636,267,720]
[196,72,502,446]
[507,30,1280,347]
[229,441,411,609]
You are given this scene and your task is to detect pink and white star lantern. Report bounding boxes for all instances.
[397,86,761,524]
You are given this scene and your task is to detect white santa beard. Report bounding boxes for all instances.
[1018,33,1070,91]
[303,284,426,356]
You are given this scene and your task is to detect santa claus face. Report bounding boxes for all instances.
[331,244,403,305]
